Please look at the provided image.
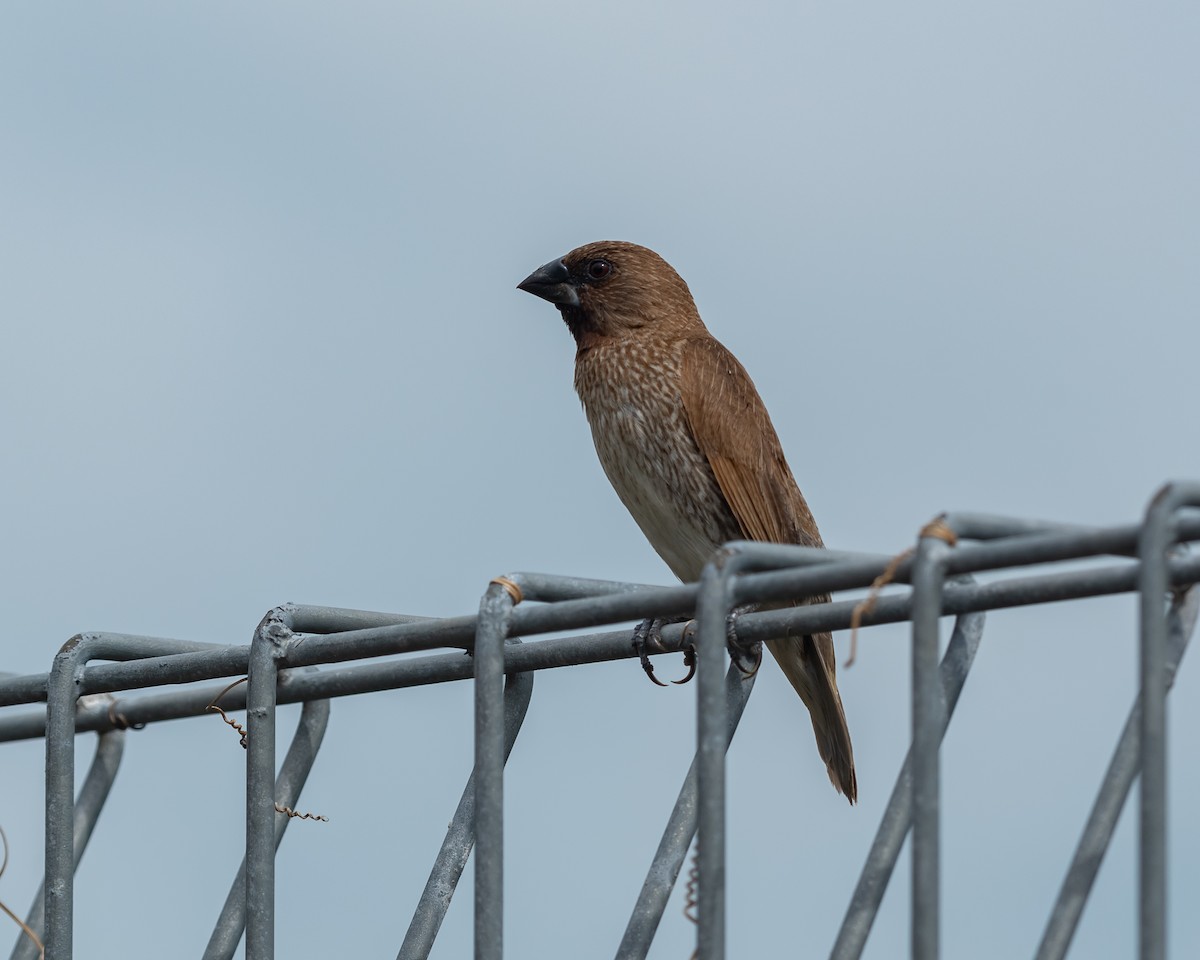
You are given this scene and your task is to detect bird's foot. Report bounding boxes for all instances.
[675,639,697,685]
[632,617,696,686]
[726,607,763,677]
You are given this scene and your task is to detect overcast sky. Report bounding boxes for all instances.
[2,3,1198,958]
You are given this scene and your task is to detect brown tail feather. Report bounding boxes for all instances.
[766,630,857,803]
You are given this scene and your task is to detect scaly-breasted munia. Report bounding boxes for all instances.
[517,241,856,802]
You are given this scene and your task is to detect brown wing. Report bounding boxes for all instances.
[678,336,822,549]
[679,335,858,802]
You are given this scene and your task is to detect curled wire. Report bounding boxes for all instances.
[207,677,329,822]
[683,844,700,960]
[846,547,913,668]
[845,514,959,667]
[275,804,329,823]
[206,677,250,748]
[683,844,699,925]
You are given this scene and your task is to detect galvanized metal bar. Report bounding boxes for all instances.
[910,533,952,960]
[205,691,331,960]
[1136,483,1200,960]
[695,555,735,960]
[1138,506,1170,960]
[282,604,433,633]
[43,634,214,960]
[399,666,534,960]
[690,542,844,960]
[4,546,1200,750]
[5,523,1200,718]
[44,646,82,960]
[1036,586,1199,960]
[245,608,294,960]
[493,571,672,602]
[11,727,126,960]
[474,581,514,960]
[829,608,986,960]
[741,553,1200,640]
[736,510,1200,608]
[617,662,756,960]
[0,635,224,707]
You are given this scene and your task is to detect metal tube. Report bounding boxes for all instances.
[400,667,534,960]
[43,634,213,959]
[12,727,126,960]
[44,643,82,960]
[829,609,986,960]
[0,634,223,707]
[732,513,1199,607]
[4,547,1200,750]
[205,691,331,960]
[1136,483,1200,960]
[1036,586,1198,960]
[617,663,756,960]
[910,532,951,960]
[474,582,513,960]
[5,532,1200,719]
[282,604,433,633]
[491,571,671,602]
[695,556,737,960]
[245,609,292,960]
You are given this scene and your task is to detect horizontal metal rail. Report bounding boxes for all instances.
[3,550,1198,746]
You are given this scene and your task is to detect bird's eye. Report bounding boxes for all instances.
[586,259,613,280]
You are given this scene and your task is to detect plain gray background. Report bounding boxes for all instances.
[2,2,1198,957]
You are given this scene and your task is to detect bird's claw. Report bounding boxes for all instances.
[632,617,692,687]
[733,642,763,677]
[671,644,698,685]
[641,654,670,687]
[726,610,763,677]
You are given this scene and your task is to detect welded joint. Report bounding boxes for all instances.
[51,633,97,691]
[54,633,86,657]
[254,604,301,661]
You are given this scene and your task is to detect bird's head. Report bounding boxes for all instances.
[517,241,703,347]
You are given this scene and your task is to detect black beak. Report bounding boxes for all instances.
[517,259,580,308]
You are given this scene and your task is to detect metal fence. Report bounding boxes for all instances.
[3,480,1199,960]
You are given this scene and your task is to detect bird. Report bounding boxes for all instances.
[517,240,857,803]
